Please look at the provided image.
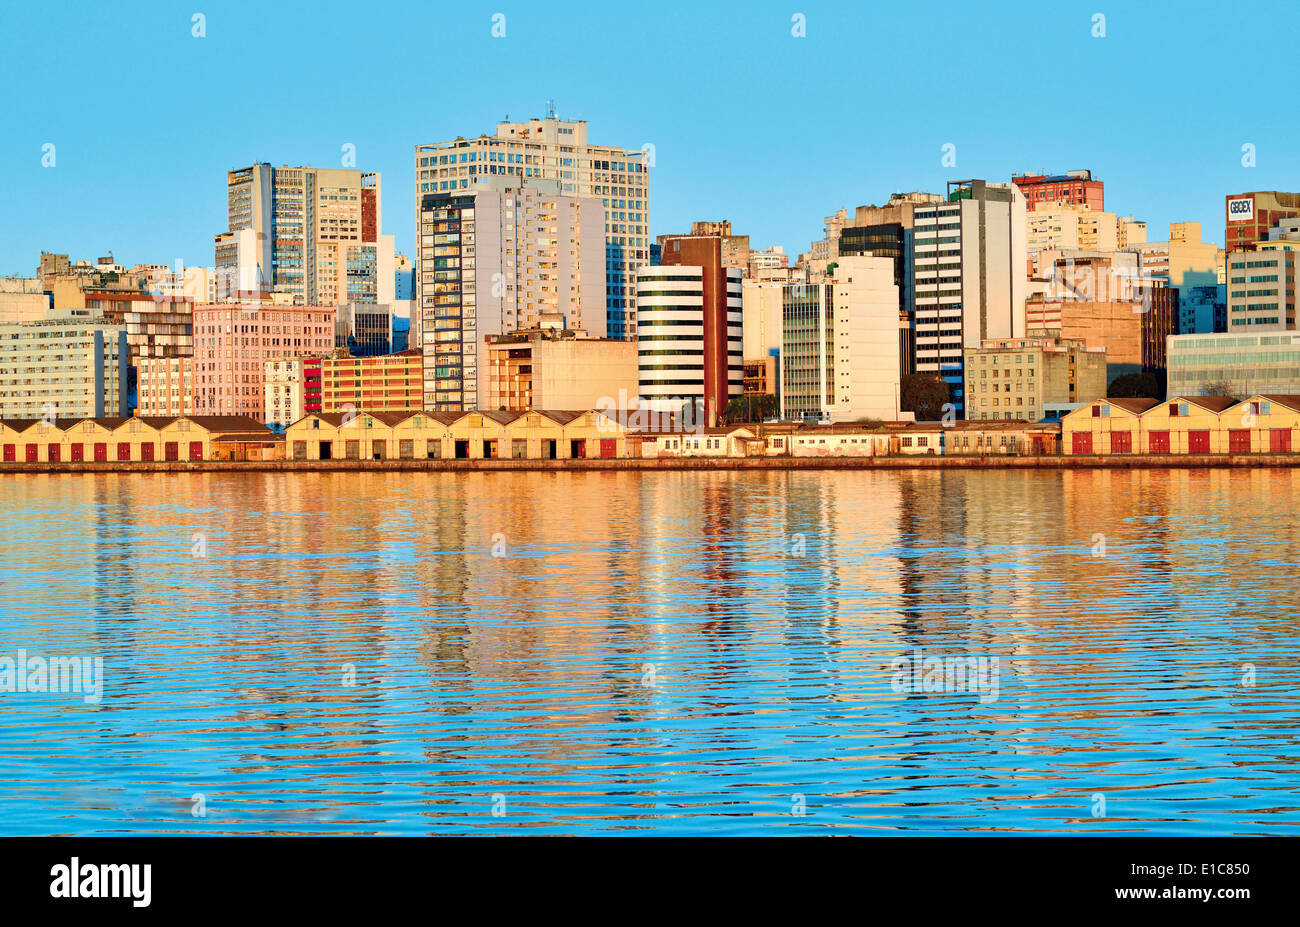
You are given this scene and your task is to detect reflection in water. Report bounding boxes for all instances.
[0,469,1297,834]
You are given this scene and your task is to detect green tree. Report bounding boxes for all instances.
[1202,380,1239,399]
[900,374,949,420]
[724,393,777,423]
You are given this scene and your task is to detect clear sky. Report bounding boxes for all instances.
[1,0,1295,275]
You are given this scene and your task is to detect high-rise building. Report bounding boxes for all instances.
[1012,170,1104,212]
[192,301,335,419]
[415,116,648,339]
[658,221,750,271]
[0,310,128,418]
[1224,191,1300,254]
[334,302,394,356]
[1225,245,1298,331]
[415,177,606,411]
[913,180,1028,414]
[780,256,904,423]
[263,358,305,430]
[214,163,395,306]
[636,235,742,421]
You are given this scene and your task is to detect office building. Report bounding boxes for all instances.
[913,180,1027,414]
[781,256,903,423]
[415,115,648,339]
[636,235,743,421]
[1225,246,1298,331]
[1167,331,1300,397]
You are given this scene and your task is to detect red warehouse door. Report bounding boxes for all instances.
[25,444,38,462]
[141,444,154,461]
[47,444,60,462]
[1270,429,1292,453]
[1229,429,1251,453]
[1189,431,1211,454]
[93,443,107,462]
[164,442,179,461]
[1148,431,1170,453]
[71,444,84,461]
[117,443,130,461]
[1111,432,1132,454]
[3,445,14,462]
[189,441,203,460]
[600,439,617,458]
[1071,433,1093,455]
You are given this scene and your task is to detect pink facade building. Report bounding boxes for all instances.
[193,303,336,419]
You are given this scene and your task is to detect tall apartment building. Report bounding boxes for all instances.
[214,163,395,306]
[485,329,637,411]
[1012,170,1104,212]
[780,256,904,423]
[0,311,128,418]
[192,302,335,420]
[415,116,647,339]
[416,177,606,412]
[913,180,1027,414]
[1225,245,1298,330]
[1225,191,1300,254]
[964,337,1107,422]
[636,236,743,420]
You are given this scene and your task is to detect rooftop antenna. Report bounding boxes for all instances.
[546,99,556,120]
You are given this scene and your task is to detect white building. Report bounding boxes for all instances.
[913,180,1027,414]
[781,256,905,423]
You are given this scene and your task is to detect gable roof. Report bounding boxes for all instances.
[1104,397,1161,414]
[1257,395,1300,412]
[1176,395,1238,413]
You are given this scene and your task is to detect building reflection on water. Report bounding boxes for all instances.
[0,467,1297,833]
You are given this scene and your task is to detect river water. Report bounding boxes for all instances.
[0,468,1296,834]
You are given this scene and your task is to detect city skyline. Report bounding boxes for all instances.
[3,0,1297,275]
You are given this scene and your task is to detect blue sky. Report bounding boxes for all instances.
[1,0,1295,275]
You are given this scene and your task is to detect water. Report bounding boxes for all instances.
[0,468,1297,835]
